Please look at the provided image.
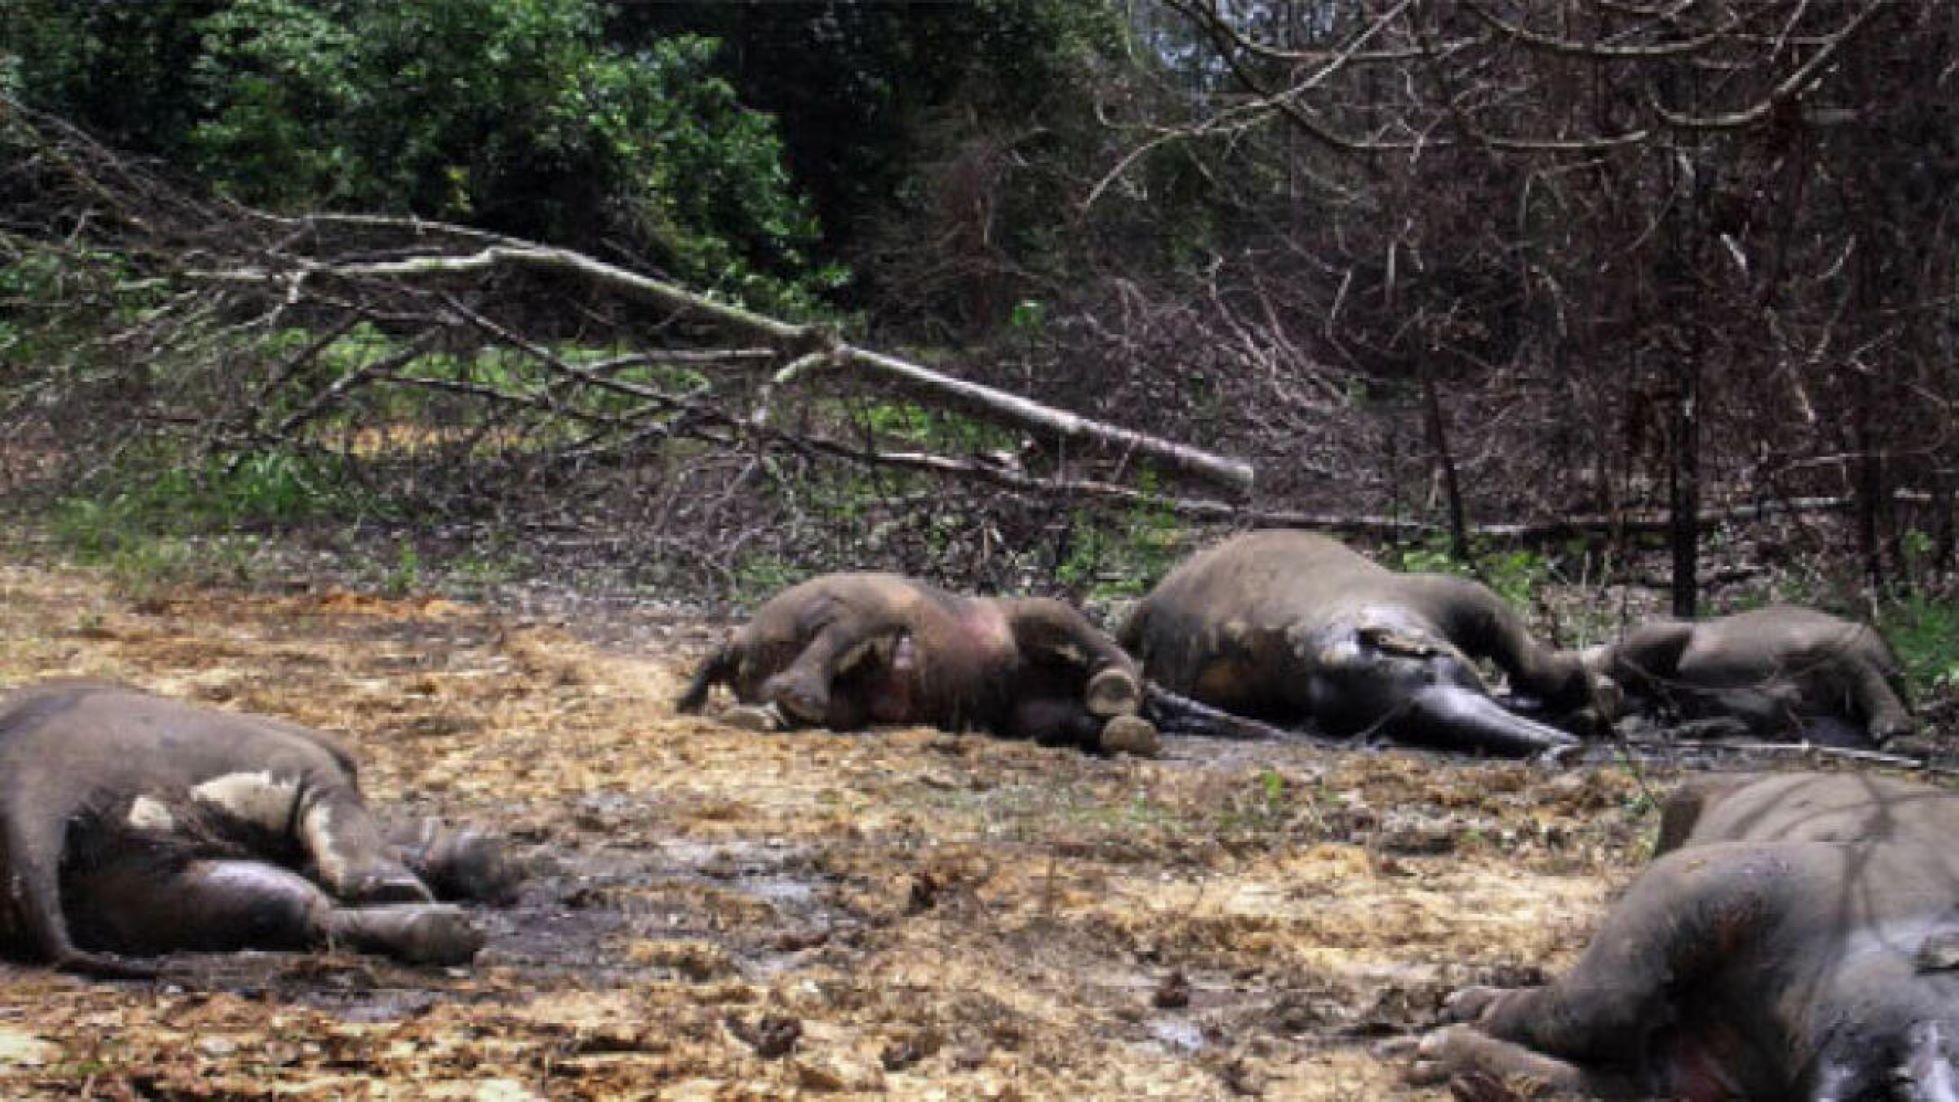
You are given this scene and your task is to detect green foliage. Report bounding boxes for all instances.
[731,553,799,608]
[46,444,392,597]
[1395,535,1553,607]
[1210,768,1321,838]
[7,0,838,311]
[51,448,384,559]
[1009,299,1048,336]
[1055,487,1183,601]
[1900,528,1939,581]
[1258,767,1286,809]
[0,0,210,158]
[382,540,423,598]
[447,545,526,594]
[857,401,1017,454]
[1879,594,1959,700]
[0,243,170,375]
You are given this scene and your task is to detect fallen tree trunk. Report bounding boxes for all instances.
[204,240,1256,493]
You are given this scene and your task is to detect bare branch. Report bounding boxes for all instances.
[1648,1,1887,130]
[1461,1,1741,60]
[204,242,1257,492]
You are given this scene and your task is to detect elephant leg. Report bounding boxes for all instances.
[1652,774,1759,855]
[1604,621,1697,710]
[675,642,736,714]
[186,770,432,905]
[1005,599,1143,717]
[1471,843,1794,1067]
[386,819,523,903]
[1097,715,1162,757]
[5,809,157,977]
[68,855,333,956]
[323,903,484,965]
[759,623,889,727]
[1409,1024,1644,1098]
[1845,659,1916,747]
[1422,576,1593,712]
[1011,697,1160,757]
[66,850,475,965]
[834,632,914,726]
[1012,697,1105,748]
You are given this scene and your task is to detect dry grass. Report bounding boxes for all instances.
[0,554,1670,1099]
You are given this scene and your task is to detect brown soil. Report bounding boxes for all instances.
[0,555,1682,1099]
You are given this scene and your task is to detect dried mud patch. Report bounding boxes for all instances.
[0,557,1682,1098]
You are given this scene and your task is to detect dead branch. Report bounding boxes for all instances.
[745,436,1914,547]
[201,241,1254,492]
[1461,1,1742,60]
[1646,2,1888,131]
[273,329,443,438]
[1620,735,1959,779]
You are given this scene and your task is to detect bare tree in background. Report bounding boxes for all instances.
[1086,0,1958,606]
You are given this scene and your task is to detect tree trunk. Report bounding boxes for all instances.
[1855,375,1886,592]
[1420,369,1471,562]
[1668,356,1701,618]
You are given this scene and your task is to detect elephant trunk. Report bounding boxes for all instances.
[1404,682,1581,759]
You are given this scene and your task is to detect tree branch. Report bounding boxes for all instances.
[204,242,1256,492]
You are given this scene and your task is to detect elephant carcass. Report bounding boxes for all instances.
[676,573,1158,755]
[0,682,519,976]
[1587,604,1914,749]
[1414,771,1959,1098]
[1120,531,1592,758]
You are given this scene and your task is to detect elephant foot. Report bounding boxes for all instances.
[1440,985,1512,1023]
[1409,1024,1609,1097]
[326,903,485,966]
[339,859,437,905]
[1100,715,1162,758]
[395,820,523,904]
[721,703,786,733]
[1086,668,1143,718]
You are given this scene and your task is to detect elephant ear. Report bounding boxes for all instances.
[1355,623,1443,660]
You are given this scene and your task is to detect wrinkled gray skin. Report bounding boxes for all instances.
[1587,605,1915,750]
[1415,772,1959,1100]
[676,573,1155,753]
[0,682,521,978]
[1119,531,1592,757]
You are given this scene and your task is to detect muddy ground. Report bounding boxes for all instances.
[0,549,1857,1099]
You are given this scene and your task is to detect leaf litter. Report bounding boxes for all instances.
[0,557,1670,1099]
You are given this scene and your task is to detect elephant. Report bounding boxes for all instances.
[0,682,520,977]
[1585,604,1915,750]
[1413,771,1959,1099]
[1117,530,1593,758]
[676,573,1160,755]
